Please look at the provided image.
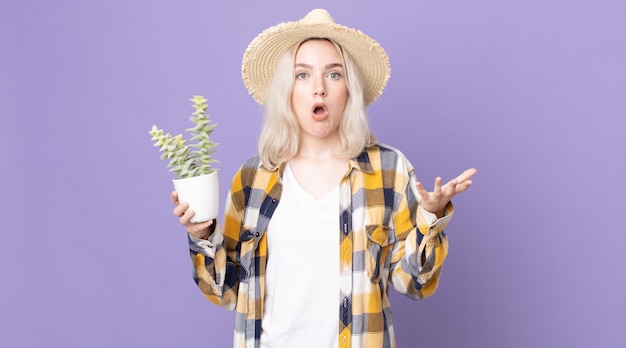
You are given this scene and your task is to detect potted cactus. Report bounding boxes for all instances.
[149,95,219,222]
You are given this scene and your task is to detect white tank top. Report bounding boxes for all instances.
[260,163,340,348]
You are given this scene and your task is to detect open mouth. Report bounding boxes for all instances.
[312,103,328,115]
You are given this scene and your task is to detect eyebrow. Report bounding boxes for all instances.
[295,63,344,69]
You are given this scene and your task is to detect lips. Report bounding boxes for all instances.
[311,103,328,121]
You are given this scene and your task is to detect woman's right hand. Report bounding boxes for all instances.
[171,191,213,240]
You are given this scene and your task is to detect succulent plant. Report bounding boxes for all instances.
[149,96,218,179]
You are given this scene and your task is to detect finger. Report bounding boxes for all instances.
[443,178,473,198]
[433,177,443,196]
[455,168,477,183]
[455,179,473,193]
[170,191,179,205]
[442,178,458,196]
[179,207,195,225]
[173,202,189,217]
[416,181,428,197]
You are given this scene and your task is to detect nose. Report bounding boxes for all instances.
[313,77,326,97]
[314,88,326,97]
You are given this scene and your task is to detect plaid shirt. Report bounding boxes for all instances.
[188,143,453,348]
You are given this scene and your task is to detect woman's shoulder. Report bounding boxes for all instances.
[233,154,281,188]
[241,154,263,170]
[366,142,408,161]
[363,143,413,173]
[370,142,401,153]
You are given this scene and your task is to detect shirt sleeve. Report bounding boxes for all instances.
[188,185,243,311]
[389,164,453,300]
[188,227,222,259]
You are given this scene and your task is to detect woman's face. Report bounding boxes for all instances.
[291,39,348,141]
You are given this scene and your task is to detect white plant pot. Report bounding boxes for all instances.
[172,172,219,223]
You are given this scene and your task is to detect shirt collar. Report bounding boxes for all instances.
[264,147,375,176]
[349,148,374,174]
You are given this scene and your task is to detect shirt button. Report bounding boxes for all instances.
[272,198,277,203]
[343,298,348,308]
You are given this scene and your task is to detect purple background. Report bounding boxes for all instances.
[2,1,625,347]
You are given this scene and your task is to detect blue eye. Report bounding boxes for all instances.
[329,72,341,79]
[296,72,309,79]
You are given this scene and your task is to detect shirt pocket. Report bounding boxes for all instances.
[365,224,396,283]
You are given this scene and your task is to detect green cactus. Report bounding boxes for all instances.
[149,96,218,178]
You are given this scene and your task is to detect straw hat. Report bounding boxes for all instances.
[241,9,390,106]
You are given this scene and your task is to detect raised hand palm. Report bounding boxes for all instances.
[416,168,477,217]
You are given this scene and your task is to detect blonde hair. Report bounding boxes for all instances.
[258,38,375,171]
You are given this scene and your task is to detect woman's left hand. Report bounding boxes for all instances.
[416,168,477,218]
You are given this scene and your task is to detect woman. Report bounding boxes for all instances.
[171,9,476,348]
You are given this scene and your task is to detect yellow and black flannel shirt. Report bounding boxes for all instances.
[188,143,453,348]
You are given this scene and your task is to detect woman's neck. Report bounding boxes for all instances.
[296,134,344,160]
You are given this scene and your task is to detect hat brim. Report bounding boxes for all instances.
[241,13,390,106]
